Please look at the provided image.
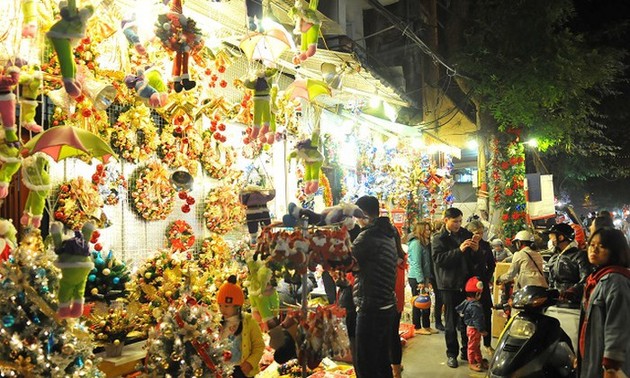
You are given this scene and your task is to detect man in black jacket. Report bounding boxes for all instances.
[432,207,478,369]
[352,196,398,378]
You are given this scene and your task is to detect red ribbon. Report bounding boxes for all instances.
[173,300,222,378]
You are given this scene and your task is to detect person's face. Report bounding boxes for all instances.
[423,225,431,238]
[444,216,463,233]
[549,233,559,248]
[219,303,239,317]
[357,217,370,228]
[472,227,484,240]
[492,244,502,252]
[587,234,610,266]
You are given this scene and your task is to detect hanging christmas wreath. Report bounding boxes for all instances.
[129,161,176,221]
[200,129,238,180]
[203,186,245,235]
[165,220,196,251]
[108,104,160,163]
[91,163,128,206]
[54,176,105,230]
[158,115,203,176]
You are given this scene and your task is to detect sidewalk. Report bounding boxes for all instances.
[401,331,494,378]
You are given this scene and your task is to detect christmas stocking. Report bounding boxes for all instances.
[46,0,94,98]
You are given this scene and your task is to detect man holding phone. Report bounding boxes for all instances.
[432,207,478,369]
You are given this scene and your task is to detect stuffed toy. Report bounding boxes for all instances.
[288,0,321,64]
[22,0,40,38]
[155,0,204,93]
[239,186,276,244]
[243,68,278,142]
[46,0,94,98]
[121,13,147,55]
[20,153,51,228]
[246,259,279,326]
[0,65,21,147]
[0,219,17,262]
[0,133,22,200]
[19,66,44,133]
[51,220,96,318]
[124,67,169,108]
[282,202,366,228]
[287,138,323,194]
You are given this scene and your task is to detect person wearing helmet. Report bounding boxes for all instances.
[498,230,547,290]
[545,223,595,308]
[490,238,512,262]
[217,275,265,377]
[455,276,488,372]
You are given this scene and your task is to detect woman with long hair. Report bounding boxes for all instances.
[408,221,439,335]
[578,227,630,377]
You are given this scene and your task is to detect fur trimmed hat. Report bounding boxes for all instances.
[465,276,484,294]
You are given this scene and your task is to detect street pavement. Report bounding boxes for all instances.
[401,330,495,378]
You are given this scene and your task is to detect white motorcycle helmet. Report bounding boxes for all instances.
[513,230,535,243]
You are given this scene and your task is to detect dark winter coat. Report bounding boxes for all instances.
[456,298,485,332]
[352,217,398,312]
[547,245,595,306]
[431,228,475,291]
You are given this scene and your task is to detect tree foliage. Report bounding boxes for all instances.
[443,0,625,148]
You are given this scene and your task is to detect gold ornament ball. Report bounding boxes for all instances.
[161,361,170,369]
[165,290,172,298]
[85,359,93,368]
[113,339,121,346]
[194,368,204,375]
[91,287,99,295]
[145,272,152,279]
[62,343,75,355]
[102,268,111,276]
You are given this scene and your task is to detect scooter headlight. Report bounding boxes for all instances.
[509,318,536,339]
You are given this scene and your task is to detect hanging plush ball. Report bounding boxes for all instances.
[2,315,15,327]
[412,294,431,310]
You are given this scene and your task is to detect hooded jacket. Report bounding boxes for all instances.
[352,217,398,312]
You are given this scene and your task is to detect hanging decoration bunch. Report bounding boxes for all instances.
[295,305,351,370]
[91,163,127,206]
[129,161,176,221]
[143,297,234,377]
[489,130,527,245]
[203,185,246,235]
[0,229,104,377]
[54,176,105,230]
[106,104,160,163]
[319,171,333,207]
[130,250,214,325]
[414,153,455,218]
[200,129,238,181]
[165,220,196,252]
[159,113,203,176]
[49,93,109,134]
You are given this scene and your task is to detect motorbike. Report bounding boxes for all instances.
[487,285,576,377]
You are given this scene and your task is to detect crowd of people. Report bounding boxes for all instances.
[206,200,629,378]
[343,202,629,377]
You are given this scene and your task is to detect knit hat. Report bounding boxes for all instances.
[465,276,483,294]
[217,275,245,306]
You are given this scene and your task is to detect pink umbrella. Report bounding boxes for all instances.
[21,125,116,163]
[286,78,331,102]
